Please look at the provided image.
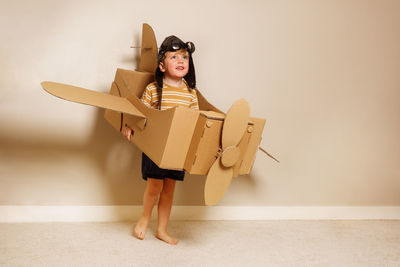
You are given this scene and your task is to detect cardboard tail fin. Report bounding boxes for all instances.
[139,23,158,73]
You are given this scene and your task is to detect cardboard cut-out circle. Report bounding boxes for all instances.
[204,156,233,206]
[221,146,240,167]
[222,98,250,149]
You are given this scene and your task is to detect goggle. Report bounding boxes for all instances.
[170,40,195,54]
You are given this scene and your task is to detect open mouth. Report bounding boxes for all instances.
[176,66,184,70]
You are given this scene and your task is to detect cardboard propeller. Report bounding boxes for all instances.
[204,99,250,205]
[41,23,270,206]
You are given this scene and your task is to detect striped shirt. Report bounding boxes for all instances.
[141,81,199,110]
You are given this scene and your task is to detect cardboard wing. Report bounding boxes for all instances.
[41,81,147,128]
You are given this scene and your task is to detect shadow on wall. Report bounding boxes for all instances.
[0,105,208,206]
[0,103,266,206]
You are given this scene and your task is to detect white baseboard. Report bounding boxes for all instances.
[1,206,400,222]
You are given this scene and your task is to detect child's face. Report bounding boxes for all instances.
[159,49,189,81]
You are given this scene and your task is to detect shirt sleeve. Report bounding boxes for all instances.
[141,85,153,108]
[189,89,200,110]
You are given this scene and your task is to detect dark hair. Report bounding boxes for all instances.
[155,35,196,108]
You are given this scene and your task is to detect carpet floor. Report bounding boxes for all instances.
[1,220,399,266]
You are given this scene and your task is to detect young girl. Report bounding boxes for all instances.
[122,35,199,245]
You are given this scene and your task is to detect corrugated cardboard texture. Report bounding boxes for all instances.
[160,107,199,169]
[139,23,158,73]
[233,127,252,177]
[184,112,259,177]
[131,107,176,167]
[204,155,233,205]
[221,99,250,149]
[239,117,266,175]
[104,69,154,132]
[41,82,145,119]
[110,68,172,166]
[184,114,223,175]
[104,82,123,131]
[114,68,154,98]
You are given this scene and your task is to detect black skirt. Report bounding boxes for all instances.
[141,153,185,181]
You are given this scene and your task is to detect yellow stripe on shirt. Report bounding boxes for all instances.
[141,81,199,110]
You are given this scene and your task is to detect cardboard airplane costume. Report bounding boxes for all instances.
[41,24,269,205]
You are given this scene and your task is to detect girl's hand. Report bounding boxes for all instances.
[122,126,134,141]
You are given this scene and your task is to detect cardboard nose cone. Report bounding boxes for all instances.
[204,156,233,205]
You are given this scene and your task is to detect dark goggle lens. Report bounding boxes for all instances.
[170,40,195,53]
[171,40,182,51]
[185,42,195,53]
[159,40,195,59]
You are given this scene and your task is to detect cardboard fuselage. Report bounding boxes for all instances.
[104,68,265,177]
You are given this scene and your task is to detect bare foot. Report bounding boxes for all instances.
[155,230,178,245]
[134,216,149,240]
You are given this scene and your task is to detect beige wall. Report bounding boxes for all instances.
[1,0,399,206]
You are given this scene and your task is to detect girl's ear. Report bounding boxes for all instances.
[159,62,166,73]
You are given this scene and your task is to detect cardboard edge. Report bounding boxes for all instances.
[104,82,123,131]
[160,107,200,169]
[41,81,145,119]
[130,106,177,167]
[184,115,208,171]
[139,23,158,73]
[239,117,266,175]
